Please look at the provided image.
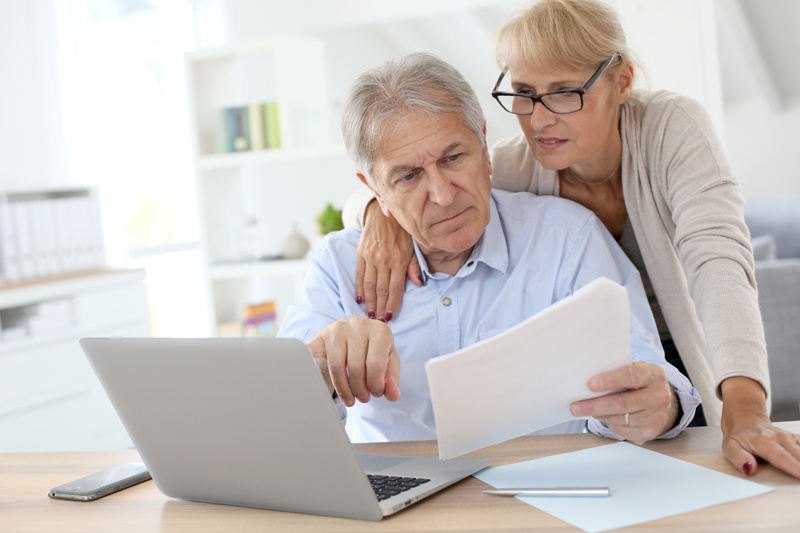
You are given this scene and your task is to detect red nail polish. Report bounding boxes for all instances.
[378,317,386,323]
[356,294,363,304]
[385,311,393,322]
[417,275,425,284]
[368,310,376,319]
[743,461,753,475]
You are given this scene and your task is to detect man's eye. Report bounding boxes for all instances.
[446,154,461,163]
[399,171,417,182]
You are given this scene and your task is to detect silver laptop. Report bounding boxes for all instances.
[80,337,489,521]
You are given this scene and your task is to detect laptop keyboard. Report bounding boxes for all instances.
[367,474,430,501]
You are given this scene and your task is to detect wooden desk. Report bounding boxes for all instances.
[3,422,798,532]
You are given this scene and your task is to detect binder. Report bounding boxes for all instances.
[0,199,20,283]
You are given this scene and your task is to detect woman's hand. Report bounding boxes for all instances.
[721,377,800,479]
[355,200,421,321]
[570,362,680,444]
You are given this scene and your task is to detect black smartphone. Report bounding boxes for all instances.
[47,462,151,501]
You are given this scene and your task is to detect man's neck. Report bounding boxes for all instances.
[424,247,474,276]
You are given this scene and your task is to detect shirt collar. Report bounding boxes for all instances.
[413,194,509,282]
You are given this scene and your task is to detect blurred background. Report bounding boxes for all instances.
[1,0,799,450]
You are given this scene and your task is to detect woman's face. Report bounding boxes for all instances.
[507,60,632,174]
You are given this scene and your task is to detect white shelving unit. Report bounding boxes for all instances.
[186,36,356,335]
[0,269,151,452]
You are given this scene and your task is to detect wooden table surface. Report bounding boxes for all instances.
[2,421,798,532]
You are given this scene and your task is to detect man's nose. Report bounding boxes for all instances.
[427,170,456,206]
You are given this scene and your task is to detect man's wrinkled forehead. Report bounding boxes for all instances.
[370,111,475,183]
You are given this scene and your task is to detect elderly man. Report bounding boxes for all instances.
[278,52,699,445]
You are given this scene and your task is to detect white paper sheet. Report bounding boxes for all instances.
[474,442,773,533]
[425,277,631,459]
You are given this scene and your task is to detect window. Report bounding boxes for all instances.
[56,0,208,336]
[56,0,198,258]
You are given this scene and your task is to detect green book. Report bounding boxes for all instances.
[262,101,281,149]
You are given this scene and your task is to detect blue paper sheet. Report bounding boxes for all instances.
[475,442,773,532]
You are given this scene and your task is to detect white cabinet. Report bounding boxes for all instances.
[186,36,356,335]
[0,269,151,452]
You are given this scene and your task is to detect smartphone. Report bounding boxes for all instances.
[47,462,151,501]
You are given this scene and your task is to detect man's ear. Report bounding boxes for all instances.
[356,171,392,218]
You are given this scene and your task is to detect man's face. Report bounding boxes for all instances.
[360,111,493,267]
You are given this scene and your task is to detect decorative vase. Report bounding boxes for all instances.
[280,223,310,259]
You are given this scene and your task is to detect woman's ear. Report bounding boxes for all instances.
[617,62,635,103]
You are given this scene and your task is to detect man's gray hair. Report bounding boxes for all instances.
[340,52,486,185]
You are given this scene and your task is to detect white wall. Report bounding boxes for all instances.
[724,98,800,201]
[617,0,725,132]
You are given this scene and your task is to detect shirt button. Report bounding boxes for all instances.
[442,297,452,307]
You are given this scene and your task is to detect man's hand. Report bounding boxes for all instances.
[570,362,679,444]
[307,317,401,407]
[355,200,421,322]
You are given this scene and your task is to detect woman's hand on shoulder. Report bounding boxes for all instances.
[355,200,421,322]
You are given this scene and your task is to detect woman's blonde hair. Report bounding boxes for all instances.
[495,0,641,79]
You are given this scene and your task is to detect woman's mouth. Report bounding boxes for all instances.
[536,137,567,151]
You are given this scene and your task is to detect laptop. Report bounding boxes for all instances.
[80,337,490,521]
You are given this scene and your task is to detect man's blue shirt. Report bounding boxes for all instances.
[279,190,700,442]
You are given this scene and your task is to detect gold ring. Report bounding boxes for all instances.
[624,413,630,427]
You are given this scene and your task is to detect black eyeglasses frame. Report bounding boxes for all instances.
[491,52,623,116]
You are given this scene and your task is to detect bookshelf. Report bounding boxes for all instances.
[186,36,355,335]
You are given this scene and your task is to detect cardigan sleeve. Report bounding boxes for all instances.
[637,92,770,396]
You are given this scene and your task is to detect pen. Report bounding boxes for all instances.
[483,487,610,497]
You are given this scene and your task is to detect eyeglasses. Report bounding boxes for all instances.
[492,52,622,115]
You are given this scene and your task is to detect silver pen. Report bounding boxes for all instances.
[483,487,610,497]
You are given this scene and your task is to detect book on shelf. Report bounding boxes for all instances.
[11,200,37,280]
[242,300,277,337]
[247,103,266,151]
[221,101,281,153]
[0,198,20,283]
[263,100,281,149]
[222,106,251,152]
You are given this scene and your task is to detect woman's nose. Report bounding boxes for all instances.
[528,102,557,131]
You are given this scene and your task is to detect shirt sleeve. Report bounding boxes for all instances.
[561,214,701,439]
